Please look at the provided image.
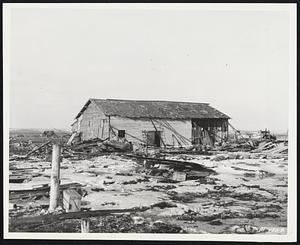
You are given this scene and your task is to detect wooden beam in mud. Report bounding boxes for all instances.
[9,183,83,201]
[9,207,149,228]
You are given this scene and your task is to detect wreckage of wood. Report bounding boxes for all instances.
[9,207,149,228]
[125,154,215,173]
[9,183,82,201]
[25,141,52,158]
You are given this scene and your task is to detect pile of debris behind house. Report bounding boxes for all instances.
[9,127,287,162]
[213,128,286,153]
[9,134,134,161]
[66,137,133,155]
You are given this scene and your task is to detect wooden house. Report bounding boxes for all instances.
[70,99,230,147]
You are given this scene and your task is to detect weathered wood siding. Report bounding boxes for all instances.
[79,102,109,141]
[75,103,192,145]
[156,119,192,146]
[110,117,192,146]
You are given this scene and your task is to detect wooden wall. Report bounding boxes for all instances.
[191,118,228,145]
[74,102,230,147]
[110,117,192,146]
[78,101,108,141]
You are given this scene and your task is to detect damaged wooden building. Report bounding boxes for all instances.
[70,99,230,147]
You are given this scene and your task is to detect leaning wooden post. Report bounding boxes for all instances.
[49,143,62,212]
[81,218,90,233]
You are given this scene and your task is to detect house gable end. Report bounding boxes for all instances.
[75,99,106,120]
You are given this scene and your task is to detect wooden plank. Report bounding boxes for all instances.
[124,154,215,173]
[9,183,82,198]
[67,133,76,145]
[9,207,149,227]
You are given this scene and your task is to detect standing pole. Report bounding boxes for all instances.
[81,219,90,233]
[49,143,61,212]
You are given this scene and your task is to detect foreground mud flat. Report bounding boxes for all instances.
[9,146,287,234]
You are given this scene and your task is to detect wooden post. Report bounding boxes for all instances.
[108,116,111,140]
[63,189,82,212]
[81,218,90,233]
[49,143,61,212]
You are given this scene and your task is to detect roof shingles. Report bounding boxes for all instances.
[79,99,230,120]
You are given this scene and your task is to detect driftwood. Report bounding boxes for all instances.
[9,207,149,228]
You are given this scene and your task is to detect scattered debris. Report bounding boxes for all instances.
[228,224,269,234]
[9,128,288,234]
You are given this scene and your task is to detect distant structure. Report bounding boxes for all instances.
[42,130,58,138]
[70,99,230,147]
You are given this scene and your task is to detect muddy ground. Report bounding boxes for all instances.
[8,145,288,234]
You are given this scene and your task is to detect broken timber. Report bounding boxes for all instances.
[9,183,82,201]
[25,141,52,158]
[9,207,150,228]
[124,154,215,173]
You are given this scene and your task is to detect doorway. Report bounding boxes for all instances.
[146,131,161,147]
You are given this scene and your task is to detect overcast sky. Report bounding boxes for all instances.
[7,4,294,132]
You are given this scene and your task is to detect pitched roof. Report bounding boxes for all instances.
[75,99,230,120]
